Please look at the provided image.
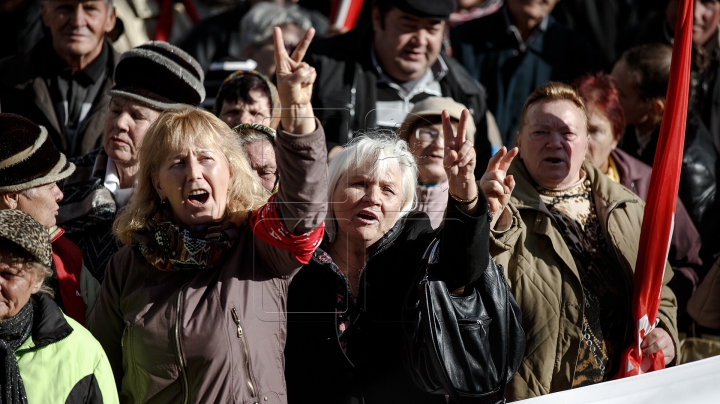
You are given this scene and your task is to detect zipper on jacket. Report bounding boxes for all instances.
[231,307,257,398]
[174,287,190,404]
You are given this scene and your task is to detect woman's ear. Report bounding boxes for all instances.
[0,192,20,209]
[651,98,666,119]
[152,175,166,201]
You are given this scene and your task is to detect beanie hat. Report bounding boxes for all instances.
[0,113,75,193]
[398,97,476,144]
[0,209,52,268]
[214,70,281,129]
[110,41,206,111]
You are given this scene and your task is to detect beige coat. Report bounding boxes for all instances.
[490,160,679,401]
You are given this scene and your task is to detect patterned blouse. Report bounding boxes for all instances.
[537,174,630,386]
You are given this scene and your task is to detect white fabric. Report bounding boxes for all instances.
[103,159,134,207]
[520,355,720,404]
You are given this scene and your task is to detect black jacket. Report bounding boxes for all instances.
[306,27,492,169]
[620,111,717,231]
[285,200,491,404]
[0,37,118,157]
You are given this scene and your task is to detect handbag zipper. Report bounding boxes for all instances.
[231,307,257,398]
[174,287,190,404]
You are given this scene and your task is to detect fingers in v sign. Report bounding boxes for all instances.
[273,26,317,134]
[442,109,478,213]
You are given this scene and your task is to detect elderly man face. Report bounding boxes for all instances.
[371,6,445,82]
[40,0,116,68]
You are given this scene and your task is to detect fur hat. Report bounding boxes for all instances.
[398,97,476,144]
[0,209,52,268]
[110,41,206,111]
[0,113,75,193]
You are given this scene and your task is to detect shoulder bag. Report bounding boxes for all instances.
[402,238,525,404]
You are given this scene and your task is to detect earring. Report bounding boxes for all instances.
[161,198,166,205]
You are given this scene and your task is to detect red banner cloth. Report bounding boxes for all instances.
[330,0,365,32]
[616,0,693,378]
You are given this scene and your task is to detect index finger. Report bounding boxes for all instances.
[291,28,316,64]
[273,27,290,71]
[456,109,469,145]
[441,110,455,149]
[486,146,507,172]
[497,146,519,172]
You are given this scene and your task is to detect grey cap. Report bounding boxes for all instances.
[398,97,477,143]
[0,209,52,268]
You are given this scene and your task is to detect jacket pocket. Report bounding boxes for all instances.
[232,307,258,400]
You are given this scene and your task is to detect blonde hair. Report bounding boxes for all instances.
[114,107,269,245]
[326,134,418,241]
[516,82,589,139]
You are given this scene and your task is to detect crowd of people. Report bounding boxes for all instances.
[0,0,719,403]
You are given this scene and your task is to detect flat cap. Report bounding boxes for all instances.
[387,0,457,20]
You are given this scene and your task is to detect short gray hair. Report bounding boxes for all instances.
[239,2,312,52]
[326,134,418,241]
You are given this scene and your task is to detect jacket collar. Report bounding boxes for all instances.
[17,293,73,352]
[509,159,637,212]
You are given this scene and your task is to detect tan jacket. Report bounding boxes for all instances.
[87,123,328,404]
[490,160,679,401]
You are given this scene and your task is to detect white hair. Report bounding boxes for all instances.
[326,134,418,241]
[239,2,313,52]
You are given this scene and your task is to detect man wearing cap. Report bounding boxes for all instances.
[58,41,205,282]
[0,113,98,327]
[450,0,600,146]
[0,0,118,158]
[306,0,493,169]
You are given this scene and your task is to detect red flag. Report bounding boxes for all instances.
[616,0,693,378]
[330,0,365,32]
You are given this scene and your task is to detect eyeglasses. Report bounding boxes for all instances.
[415,128,441,146]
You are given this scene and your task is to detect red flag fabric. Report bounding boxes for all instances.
[616,0,693,378]
[330,0,365,32]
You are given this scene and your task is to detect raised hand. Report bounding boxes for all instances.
[480,146,518,223]
[442,109,478,212]
[274,26,316,134]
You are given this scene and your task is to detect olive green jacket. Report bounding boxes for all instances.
[490,160,679,401]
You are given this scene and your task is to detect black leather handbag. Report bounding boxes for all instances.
[402,238,525,404]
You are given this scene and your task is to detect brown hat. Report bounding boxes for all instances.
[0,209,52,268]
[398,97,477,144]
[0,113,75,192]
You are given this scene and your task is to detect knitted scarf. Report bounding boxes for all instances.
[138,221,238,271]
[0,301,33,404]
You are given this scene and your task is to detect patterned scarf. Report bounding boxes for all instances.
[0,301,33,404]
[138,221,238,271]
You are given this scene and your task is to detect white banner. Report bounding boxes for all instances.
[520,356,720,403]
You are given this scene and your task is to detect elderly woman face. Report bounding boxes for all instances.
[586,105,619,170]
[408,121,454,185]
[104,97,162,167]
[14,182,64,229]
[153,141,232,227]
[518,99,588,189]
[332,159,404,247]
[0,251,43,320]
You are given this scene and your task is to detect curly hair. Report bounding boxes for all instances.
[114,107,269,245]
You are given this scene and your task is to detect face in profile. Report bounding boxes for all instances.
[153,142,231,227]
[41,0,116,61]
[104,97,161,168]
[517,99,588,189]
[371,7,444,82]
[610,60,650,127]
[242,139,277,192]
[331,159,404,248]
[15,182,64,229]
[586,106,619,171]
[219,89,272,128]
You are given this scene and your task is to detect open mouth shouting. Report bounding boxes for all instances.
[356,209,379,225]
[187,189,210,205]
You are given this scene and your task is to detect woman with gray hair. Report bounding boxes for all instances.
[239,2,313,77]
[284,110,494,403]
[0,209,117,404]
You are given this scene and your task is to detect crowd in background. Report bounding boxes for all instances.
[1,0,720,403]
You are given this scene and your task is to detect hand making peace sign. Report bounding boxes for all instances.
[274,26,317,134]
[480,146,519,227]
[442,109,479,213]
